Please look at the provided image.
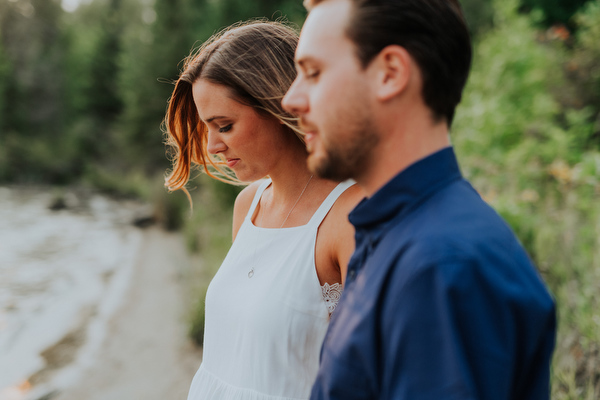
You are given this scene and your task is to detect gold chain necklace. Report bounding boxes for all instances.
[248,175,314,278]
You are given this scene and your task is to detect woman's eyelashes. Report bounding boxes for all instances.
[305,68,320,80]
[219,124,233,133]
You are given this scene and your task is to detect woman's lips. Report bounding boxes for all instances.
[226,158,240,168]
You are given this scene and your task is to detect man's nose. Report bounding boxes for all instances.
[282,78,308,116]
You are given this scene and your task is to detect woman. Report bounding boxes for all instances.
[164,21,362,400]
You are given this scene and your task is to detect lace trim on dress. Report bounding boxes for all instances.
[321,282,343,314]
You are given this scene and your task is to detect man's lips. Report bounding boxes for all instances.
[298,119,319,152]
[299,118,318,136]
[304,132,316,142]
[304,132,317,153]
[226,158,240,168]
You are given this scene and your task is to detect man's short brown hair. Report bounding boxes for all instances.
[304,0,472,125]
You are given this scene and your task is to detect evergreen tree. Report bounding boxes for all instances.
[72,0,126,160]
[0,0,69,181]
[118,0,196,170]
[85,0,124,123]
[201,0,305,31]
[0,37,14,134]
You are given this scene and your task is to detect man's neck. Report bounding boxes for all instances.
[356,117,451,197]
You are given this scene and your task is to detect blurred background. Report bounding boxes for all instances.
[0,0,599,398]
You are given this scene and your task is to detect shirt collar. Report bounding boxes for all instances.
[349,147,463,240]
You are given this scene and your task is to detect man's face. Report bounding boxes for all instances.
[282,0,379,182]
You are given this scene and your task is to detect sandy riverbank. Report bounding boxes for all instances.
[26,227,203,400]
[0,187,204,400]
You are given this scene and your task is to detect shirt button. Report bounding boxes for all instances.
[349,269,356,279]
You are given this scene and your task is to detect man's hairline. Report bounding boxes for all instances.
[303,0,456,126]
[303,0,325,12]
[298,0,366,72]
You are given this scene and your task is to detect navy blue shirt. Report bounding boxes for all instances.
[311,147,556,400]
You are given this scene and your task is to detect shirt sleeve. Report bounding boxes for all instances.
[379,256,554,400]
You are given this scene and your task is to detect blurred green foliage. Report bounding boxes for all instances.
[454,0,600,396]
[569,0,600,124]
[0,0,305,187]
[519,0,594,28]
[459,0,495,34]
[0,0,599,396]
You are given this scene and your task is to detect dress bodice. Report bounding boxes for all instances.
[187,179,355,400]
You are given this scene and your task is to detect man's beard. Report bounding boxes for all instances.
[308,115,379,182]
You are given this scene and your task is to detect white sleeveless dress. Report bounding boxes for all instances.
[187,179,354,400]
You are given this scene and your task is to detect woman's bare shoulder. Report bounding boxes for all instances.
[316,182,365,284]
[330,183,365,219]
[234,180,263,214]
[232,180,265,239]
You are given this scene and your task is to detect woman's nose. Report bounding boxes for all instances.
[206,130,227,155]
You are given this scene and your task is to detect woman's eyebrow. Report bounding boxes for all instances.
[205,115,228,123]
[295,58,314,68]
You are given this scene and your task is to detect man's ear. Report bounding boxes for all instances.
[371,45,411,102]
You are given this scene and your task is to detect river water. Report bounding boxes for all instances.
[0,186,147,399]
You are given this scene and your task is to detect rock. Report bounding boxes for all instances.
[132,215,157,228]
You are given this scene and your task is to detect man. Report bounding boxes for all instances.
[282,0,556,399]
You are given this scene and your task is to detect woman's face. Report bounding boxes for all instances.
[192,79,288,182]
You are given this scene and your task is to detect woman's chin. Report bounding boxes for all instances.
[233,170,259,183]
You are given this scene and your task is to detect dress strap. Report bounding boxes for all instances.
[245,178,272,220]
[307,179,356,228]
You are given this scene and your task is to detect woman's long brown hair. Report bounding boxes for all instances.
[163,20,302,196]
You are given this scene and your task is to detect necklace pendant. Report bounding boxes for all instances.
[248,268,254,278]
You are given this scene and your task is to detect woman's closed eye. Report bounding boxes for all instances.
[219,124,233,133]
[305,69,320,80]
